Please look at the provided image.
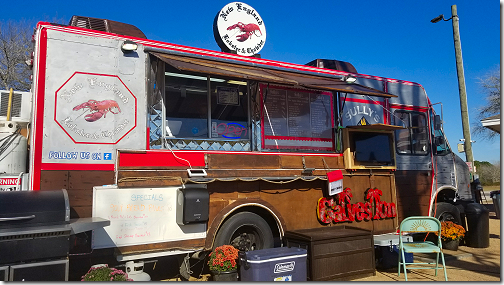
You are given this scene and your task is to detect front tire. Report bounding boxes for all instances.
[214,212,274,251]
[435,202,462,224]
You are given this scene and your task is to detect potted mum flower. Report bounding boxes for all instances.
[436,221,466,251]
[81,264,133,281]
[207,245,239,281]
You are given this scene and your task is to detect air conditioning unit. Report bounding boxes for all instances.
[0,90,32,124]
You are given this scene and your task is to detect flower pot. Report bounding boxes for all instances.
[442,239,459,251]
[211,270,238,282]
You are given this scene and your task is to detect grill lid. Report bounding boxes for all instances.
[0,189,70,230]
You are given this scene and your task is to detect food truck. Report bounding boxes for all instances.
[0,5,477,280]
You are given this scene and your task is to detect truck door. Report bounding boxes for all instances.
[430,110,472,202]
[430,111,457,195]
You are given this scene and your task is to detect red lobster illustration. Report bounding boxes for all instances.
[227,22,262,42]
[73,99,121,122]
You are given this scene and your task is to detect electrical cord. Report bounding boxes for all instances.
[163,140,193,169]
[0,125,22,159]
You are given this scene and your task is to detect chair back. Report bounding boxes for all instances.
[399,216,441,235]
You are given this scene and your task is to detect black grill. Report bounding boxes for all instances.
[0,189,71,281]
[0,189,110,281]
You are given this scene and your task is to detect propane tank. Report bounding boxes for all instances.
[0,121,27,174]
[125,261,151,281]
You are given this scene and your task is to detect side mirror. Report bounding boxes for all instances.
[434,115,441,130]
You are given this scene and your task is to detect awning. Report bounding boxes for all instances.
[151,52,397,98]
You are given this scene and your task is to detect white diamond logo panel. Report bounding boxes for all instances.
[55,72,137,144]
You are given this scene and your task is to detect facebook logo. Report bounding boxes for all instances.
[103,153,112,160]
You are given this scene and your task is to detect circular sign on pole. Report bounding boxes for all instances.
[213,2,266,56]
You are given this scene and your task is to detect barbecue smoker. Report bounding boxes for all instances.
[0,190,108,281]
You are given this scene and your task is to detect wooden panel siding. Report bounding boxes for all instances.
[40,170,69,190]
[394,170,432,222]
[279,155,344,169]
[40,170,115,219]
[259,179,325,231]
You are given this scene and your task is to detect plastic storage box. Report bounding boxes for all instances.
[374,233,413,269]
[283,225,375,281]
[239,247,307,281]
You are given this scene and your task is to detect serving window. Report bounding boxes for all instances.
[260,84,334,151]
[164,65,249,140]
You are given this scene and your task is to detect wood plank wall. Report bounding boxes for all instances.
[40,170,115,218]
[394,170,432,221]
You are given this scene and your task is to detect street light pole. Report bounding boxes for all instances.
[431,5,474,178]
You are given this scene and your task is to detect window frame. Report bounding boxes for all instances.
[393,110,430,156]
[163,66,251,142]
[260,83,336,152]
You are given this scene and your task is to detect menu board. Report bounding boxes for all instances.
[217,86,240,106]
[287,91,311,137]
[263,88,288,136]
[261,84,334,150]
[92,186,206,249]
[310,94,332,138]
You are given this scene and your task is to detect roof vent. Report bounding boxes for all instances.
[69,16,147,39]
[305,59,357,74]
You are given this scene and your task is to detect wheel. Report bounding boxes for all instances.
[434,202,462,224]
[214,212,274,251]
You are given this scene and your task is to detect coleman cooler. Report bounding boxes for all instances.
[240,247,307,281]
[374,233,413,269]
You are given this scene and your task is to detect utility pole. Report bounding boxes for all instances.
[431,5,474,179]
[450,5,474,169]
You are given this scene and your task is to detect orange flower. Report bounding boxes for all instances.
[435,221,466,241]
[207,245,240,272]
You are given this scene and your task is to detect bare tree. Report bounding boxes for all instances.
[0,19,34,91]
[472,65,500,141]
[477,162,500,186]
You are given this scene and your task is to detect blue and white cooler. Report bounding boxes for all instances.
[239,247,307,281]
[374,233,414,269]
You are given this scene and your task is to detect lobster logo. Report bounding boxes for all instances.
[73,99,121,122]
[227,22,262,42]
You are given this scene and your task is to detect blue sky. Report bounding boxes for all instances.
[2,0,501,163]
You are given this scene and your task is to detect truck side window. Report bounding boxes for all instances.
[394,111,429,155]
[210,81,249,140]
[164,65,249,141]
[433,129,450,154]
[260,84,334,152]
[165,70,209,138]
[429,111,451,155]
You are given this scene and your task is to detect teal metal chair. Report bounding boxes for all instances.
[397,216,448,281]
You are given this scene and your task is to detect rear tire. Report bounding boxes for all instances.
[434,202,462,225]
[214,212,274,251]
